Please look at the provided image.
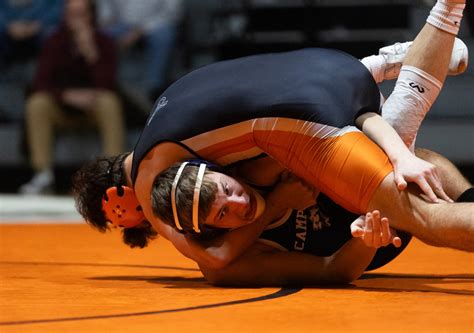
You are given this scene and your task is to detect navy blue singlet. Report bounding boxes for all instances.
[131,48,381,184]
[260,194,412,271]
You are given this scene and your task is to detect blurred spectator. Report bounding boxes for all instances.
[19,0,125,195]
[97,0,183,100]
[0,0,63,64]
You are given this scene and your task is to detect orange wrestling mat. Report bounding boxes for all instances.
[0,223,473,333]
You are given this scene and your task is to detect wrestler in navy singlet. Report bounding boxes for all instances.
[131,48,381,183]
[260,194,412,271]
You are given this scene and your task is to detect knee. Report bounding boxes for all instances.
[368,174,429,233]
[94,91,123,116]
[25,92,56,117]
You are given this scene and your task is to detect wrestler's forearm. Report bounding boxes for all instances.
[161,219,227,268]
[202,197,289,269]
[324,237,378,283]
[201,238,377,287]
[356,112,450,202]
[355,112,412,164]
[166,199,286,269]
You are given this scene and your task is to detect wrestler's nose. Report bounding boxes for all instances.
[227,194,248,216]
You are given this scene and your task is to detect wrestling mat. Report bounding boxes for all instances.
[0,196,473,333]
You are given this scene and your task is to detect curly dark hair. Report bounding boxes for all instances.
[71,153,157,248]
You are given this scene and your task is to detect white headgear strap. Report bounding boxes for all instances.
[191,164,207,234]
[171,162,188,231]
[171,162,207,234]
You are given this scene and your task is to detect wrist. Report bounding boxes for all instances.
[386,141,412,162]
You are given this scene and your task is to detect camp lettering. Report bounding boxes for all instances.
[294,210,307,250]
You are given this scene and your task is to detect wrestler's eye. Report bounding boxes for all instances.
[218,207,227,220]
[221,182,230,195]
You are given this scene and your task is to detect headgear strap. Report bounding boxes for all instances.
[192,164,207,234]
[171,162,208,234]
[171,162,189,231]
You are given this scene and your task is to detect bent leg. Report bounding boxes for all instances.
[252,120,393,214]
[93,90,125,156]
[363,0,468,148]
[25,92,64,172]
[367,173,474,252]
[382,1,466,148]
[360,37,467,84]
[415,147,472,200]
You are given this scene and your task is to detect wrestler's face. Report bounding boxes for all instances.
[204,172,265,229]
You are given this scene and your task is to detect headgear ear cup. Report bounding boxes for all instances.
[102,186,145,228]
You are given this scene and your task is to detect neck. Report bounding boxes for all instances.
[123,153,134,187]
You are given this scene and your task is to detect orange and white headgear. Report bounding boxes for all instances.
[101,155,145,229]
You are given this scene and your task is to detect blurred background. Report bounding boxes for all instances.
[0,0,472,196]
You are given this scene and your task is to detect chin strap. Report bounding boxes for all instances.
[102,186,145,228]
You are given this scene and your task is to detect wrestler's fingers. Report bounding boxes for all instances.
[371,211,382,248]
[429,174,453,203]
[381,217,391,246]
[351,227,364,238]
[390,228,402,248]
[416,177,439,203]
[394,172,407,191]
[363,212,374,245]
[392,236,402,248]
[350,216,365,238]
[433,184,453,203]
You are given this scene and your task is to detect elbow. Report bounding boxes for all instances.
[355,112,377,131]
[200,266,232,286]
[204,259,229,271]
[201,250,233,270]
[203,272,225,287]
[324,262,363,284]
[330,270,362,285]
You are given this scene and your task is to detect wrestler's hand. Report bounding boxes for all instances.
[392,153,453,203]
[350,210,401,248]
[270,171,320,210]
[355,112,452,203]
